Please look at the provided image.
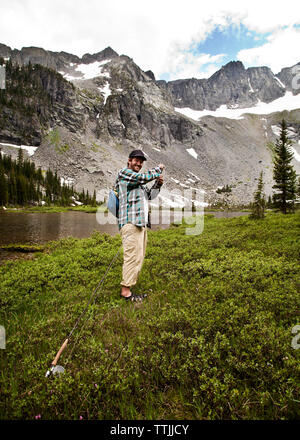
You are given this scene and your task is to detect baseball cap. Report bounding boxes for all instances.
[128,149,147,161]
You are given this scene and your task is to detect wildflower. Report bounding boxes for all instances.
[35,414,41,419]
[94,383,98,389]
[79,416,83,420]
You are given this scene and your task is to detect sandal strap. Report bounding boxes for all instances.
[121,293,147,302]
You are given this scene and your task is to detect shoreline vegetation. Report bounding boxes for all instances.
[1,204,104,214]
[1,203,254,214]
[0,211,299,420]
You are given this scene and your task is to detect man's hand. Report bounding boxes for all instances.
[156,175,164,186]
[158,163,165,171]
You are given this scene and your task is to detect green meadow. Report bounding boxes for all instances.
[0,212,299,420]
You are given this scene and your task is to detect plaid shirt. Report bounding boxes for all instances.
[115,166,162,230]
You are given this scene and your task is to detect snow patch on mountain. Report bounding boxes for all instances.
[60,177,74,186]
[0,142,38,156]
[291,146,300,162]
[60,59,111,81]
[175,92,300,121]
[248,78,254,93]
[274,76,286,89]
[186,148,198,159]
[98,82,111,104]
[188,171,201,181]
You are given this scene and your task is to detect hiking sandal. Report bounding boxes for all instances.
[131,293,147,301]
[121,293,147,302]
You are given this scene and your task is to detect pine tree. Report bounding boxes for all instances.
[92,189,97,207]
[16,174,27,205]
[272,119,297,214]
[17,147,24,169]
[297,176,300,200]
[8,170,17,204]
[250,171,266,219]
[0,165,8,206]
[266,195,273,209]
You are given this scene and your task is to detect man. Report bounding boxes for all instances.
[115,149,164,302]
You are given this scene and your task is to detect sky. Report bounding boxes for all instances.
[1,0,300,81]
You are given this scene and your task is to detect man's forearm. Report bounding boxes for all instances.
[119,166,162,185]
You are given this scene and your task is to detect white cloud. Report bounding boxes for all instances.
[0,0,300,80]
[162,48,226,80]
[238,27,300,73]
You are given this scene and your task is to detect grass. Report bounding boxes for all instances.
[0,212,299,420]
[3,205,103,214]
[0,244,44,253]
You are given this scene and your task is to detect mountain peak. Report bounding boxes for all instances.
[81,47,119,64]
[222,60,245,72]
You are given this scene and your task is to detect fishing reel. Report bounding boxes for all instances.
[45,338,68,379]
[45,365,65,378]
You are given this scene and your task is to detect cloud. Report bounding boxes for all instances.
[237,27,300,73]
[161,48,226,80]
[0,0,300,80]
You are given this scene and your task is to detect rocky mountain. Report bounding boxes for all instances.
[276,62,300,93]
[0,43,299,207]
[157,60,300,111]
[0,43,119,73]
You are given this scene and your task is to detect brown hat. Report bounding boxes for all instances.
[128,149,147,161]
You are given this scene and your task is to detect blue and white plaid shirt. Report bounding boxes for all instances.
[115,166,163,230]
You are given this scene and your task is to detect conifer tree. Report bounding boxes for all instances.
[272,119,297,214]
[297,176,300,200]
[92,189,97,207]
[17,147,24,168]
[16,174,27,205]
[0,164,8,206]
[250,171,266,219]
[266,195,273,209]
[8,170,17,204]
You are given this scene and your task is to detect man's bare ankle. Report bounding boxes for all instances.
[121,286,131,297]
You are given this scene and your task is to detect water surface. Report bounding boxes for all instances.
[0,210,249,263]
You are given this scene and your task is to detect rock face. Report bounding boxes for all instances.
[157,61,286,110]
[276,62,300,94]
[0,62,83,146]
[0,42,299,207]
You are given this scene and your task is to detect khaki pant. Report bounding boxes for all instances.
[120,222,148,287]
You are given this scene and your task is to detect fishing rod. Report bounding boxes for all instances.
[45,244,122,378]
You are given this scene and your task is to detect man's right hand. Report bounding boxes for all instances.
[158,163,165,171]
[156,175,164,186]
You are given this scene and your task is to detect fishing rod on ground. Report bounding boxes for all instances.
[45,244,122,378]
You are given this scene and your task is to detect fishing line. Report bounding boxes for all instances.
[45,244,122,377]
